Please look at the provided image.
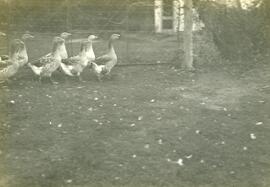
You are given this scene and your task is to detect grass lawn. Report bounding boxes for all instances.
[0,33,270,187]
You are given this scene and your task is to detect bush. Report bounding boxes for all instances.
[196,0,270,60]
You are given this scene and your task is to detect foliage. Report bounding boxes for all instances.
[196,0,270,60]
[1,0,154,32]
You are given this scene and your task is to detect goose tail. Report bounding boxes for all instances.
[28,63,42,76]
[60,62,74,76]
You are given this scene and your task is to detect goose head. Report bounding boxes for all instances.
[87,35,98,42]
[60,32,72,39]
[110,34,120,40]
[21,33,34,40]
[108,34,120,51]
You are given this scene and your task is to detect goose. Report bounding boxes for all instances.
[28,37,67,83]
[0,33,34,63]
[60,40,90,81]
[90,34,120,81]
[0,40,26,83]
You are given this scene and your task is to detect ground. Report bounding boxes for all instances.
[0,33,270,187]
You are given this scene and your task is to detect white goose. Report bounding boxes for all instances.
[60,35,98,81]
[85,35,98,65]
[60,41,90,81]
[0,40,26,83]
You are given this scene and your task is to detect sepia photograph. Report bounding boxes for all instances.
[0,0,269,186]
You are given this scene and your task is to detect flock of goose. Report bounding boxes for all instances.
[0,32,120,84]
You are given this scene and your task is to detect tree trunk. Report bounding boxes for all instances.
[182,0,194,70]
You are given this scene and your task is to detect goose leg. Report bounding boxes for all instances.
[39,76,42,83]
[49,76,58,84]
[49,77,54,84]
[78,76,84,82]
[77,72,81,82]
[64,75,68,83]
[105,73,112,80]
[97,74,102,82]
[78,73,85,82]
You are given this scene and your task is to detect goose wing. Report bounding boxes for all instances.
[95,54,113,64]
[62,55,80,65]
[39,53,52,65]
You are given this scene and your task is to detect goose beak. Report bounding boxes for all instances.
[22,33,35,40]
[88,35,98,41]
[60,32,72,39]
[111,34,121,40]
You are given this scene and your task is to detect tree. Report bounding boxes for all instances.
[182,0,194,70]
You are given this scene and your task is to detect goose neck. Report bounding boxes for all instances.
[108,39,115,54]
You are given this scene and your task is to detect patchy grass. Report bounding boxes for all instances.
[0,59,269,187]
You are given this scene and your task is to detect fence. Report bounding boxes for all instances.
[0,0,183,65]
